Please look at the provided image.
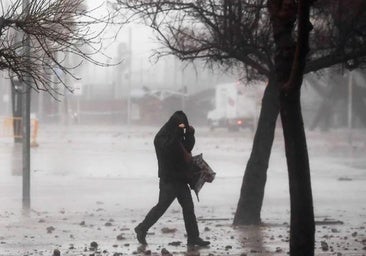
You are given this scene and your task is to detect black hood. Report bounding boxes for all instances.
[156,110,189,138]
[167,110,189,129]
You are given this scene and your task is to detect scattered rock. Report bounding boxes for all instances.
[338,177,352,181]
[225,245,232,250]
[321,241,329,251]
[275,247,283,253]
[116,234,125,240]
[168,241,181,246]
[161,248,172,255]
[90,241,98,250]
[47,226,55,234]
[53,249,61,256]
[161,227,177,233]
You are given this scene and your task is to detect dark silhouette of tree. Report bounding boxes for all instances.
[235,0,366,226]
[268,0,315,254]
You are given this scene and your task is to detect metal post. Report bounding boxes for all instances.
[22,0,31,211]
[127,27,132,126]
[181,67,185,111]
[347,70,353,144]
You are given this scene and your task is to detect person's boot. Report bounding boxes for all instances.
[187,237,210,247]
[134,225,147,245]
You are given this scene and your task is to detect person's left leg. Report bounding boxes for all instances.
[135,180,176,244]
[176,183,209,246]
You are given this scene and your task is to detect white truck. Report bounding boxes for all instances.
[207,82,258,131]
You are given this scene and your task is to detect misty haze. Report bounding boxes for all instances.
[0,1,366,256]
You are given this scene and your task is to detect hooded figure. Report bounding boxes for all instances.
[134,111,210,247]
[154,111,195,182]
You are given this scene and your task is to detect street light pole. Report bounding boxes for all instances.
[127,27,132,126]
[22,0,31,211]
[347,70,353,144]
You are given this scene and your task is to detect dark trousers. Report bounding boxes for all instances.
[137,179,199,240]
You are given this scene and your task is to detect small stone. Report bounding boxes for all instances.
[225,245,232,250]
[53,249,61,256]
[168,241,181,246]
[161,227,177,233]
[116,234,125,240]
[161,248,172,255]
[321,241,329,251]
[47,226,55,234]
[90,241,98,250]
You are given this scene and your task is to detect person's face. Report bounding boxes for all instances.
[178,123,186,134]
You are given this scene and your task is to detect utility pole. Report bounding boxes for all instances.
[127,27,132,126]
[348,70,353,144]
[22,0,31,212]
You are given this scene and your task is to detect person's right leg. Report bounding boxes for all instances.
[135,179,176,244]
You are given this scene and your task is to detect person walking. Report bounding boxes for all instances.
[134,110,210,247]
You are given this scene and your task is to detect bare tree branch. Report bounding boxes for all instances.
[0,0,116,96]
[114,0,366,81]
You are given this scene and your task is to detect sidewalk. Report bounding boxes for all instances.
[0,124,365,255]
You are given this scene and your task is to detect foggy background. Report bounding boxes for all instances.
[0,2,365,255]
[0,0,365,130]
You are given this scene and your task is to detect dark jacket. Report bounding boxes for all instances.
[154,111,195,182]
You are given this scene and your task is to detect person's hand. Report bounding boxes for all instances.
[186,125,195,135]
[178,123,185,128]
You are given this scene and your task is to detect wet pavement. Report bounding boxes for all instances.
[0,124,365,255]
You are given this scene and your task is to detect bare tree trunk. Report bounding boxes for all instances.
[270,0,315,255]
[233,76,279,225]
[280,89,314,255]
